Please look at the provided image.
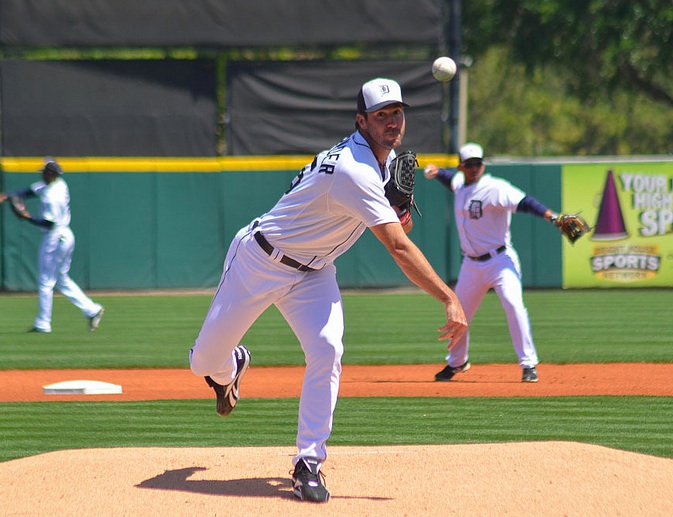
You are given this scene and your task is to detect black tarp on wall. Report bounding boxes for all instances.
[227,60,445,155]
[0,60,217,156]
[0,0,441,48]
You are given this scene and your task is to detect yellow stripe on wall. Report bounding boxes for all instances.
[1,154,458,173]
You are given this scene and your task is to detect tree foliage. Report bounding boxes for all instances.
[463,0,673,106]
[461,0,673,156]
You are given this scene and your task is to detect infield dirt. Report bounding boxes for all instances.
[2,362,673,402]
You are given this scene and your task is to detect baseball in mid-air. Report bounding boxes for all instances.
[432,57,457,82]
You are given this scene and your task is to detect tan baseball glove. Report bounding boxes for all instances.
[551,213,590,244]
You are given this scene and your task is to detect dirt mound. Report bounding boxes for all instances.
[2,443,672,516]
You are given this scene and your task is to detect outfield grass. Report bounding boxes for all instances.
[0,288,671,463]
[0,288,671,368]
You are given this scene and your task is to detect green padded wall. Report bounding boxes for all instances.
[0,161,562,291]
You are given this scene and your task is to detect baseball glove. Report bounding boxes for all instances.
[9,195,29,220]
[385,150,421,220]
[551,213,590,243]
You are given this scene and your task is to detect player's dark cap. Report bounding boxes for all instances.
[42,160,63,176]
[357,78,409,114]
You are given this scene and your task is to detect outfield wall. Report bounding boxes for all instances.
[0,156,566,291]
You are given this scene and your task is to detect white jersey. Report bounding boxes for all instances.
[30,177,72,232]
[256,131,400,269]
[450,172,525,257]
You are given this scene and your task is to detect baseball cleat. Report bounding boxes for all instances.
[522,367,538,383]
[89,308,105,332]
[434,361,471,381]
[28,327,51,333]
[292,457,330,503]
[205,345,250,417]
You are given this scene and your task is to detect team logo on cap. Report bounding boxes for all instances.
[380,84,390,94]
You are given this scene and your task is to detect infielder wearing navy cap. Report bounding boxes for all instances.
[42,160,63,176]
[357,78,410,113]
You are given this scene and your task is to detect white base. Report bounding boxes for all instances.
[43,380,122,395]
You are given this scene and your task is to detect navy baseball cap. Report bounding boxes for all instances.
[357,78,409,113]
[42,160,63,175]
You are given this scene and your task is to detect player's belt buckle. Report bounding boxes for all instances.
[468,245,506,262]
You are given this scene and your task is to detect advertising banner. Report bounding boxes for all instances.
[563,162,673,287]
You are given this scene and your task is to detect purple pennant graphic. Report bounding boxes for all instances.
[592,169,628,241]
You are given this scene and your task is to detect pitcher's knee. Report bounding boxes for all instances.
[189,347,211,376]
[304,337,343,370]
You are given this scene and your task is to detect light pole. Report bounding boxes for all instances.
[447,0,461,154]
[457,55,473,148]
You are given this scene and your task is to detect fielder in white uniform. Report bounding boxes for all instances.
[189,78,467,503]
[424,143,560,383]
[0,160,104,333]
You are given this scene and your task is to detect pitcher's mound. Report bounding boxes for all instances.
[2,442,672,516]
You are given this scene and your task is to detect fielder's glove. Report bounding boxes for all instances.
[550,213,590,244]
[385,150,421,224]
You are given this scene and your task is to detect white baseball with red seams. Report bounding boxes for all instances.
[432,56,457,82]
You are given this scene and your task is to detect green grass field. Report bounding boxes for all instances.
[1,288,672,463]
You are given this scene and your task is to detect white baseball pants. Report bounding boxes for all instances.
[34,227,102,332]
[446,248,539,369]
[190,223,344,465]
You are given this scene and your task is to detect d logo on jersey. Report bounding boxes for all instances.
[469,200,483,219]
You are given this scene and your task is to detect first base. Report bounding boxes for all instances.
[43,380,122,395]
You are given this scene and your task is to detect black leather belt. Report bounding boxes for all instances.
[468,245,506,262]
[253,231,316,272]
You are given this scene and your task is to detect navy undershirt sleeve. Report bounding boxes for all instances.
[436,168,457,191]
[10,187,35,198]
[517,195,549,218]
[26,217,54,229]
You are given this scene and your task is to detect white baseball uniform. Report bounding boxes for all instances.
[445,172,539,369]
[30,177,103,332]
[189,131,400,465]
